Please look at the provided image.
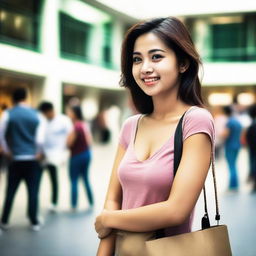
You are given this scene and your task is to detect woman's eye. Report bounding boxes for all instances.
[132,56,142,63]
[152,54,163,60]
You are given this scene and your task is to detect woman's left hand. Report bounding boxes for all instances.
[95,210,112,239]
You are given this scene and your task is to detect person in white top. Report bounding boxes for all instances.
[38,102,72,212]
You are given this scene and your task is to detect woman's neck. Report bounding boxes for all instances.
[150,91,191,121]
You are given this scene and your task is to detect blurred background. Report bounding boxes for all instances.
[0,0,256,255]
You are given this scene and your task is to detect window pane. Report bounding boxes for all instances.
[60,13,91,60]
[211,23,247,61]
[0,0,41,50]
[102,22,112,65]
[1,0,37,12]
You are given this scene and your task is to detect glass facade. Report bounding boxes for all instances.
[102,22,112,67]
[211,22,246,61]
[189,14,256,62]
[59,11,114,69]
[60,12,92,62]
[0,0,42,50]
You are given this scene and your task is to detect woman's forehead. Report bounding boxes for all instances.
[133,32,169,52]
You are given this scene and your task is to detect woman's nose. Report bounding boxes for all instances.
[141,61,153,74]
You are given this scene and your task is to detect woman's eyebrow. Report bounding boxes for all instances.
[133,49,166,55]
[148,49,166,54]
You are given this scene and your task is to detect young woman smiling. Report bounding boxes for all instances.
[95,17,215,256]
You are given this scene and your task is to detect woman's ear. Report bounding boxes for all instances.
[179,59,190,73]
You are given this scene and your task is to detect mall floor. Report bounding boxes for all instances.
[0,143,255,256]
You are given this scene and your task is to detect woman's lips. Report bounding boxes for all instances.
[142,77,160,86]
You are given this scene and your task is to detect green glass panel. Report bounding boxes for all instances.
[60,12,91,61]
[0,0,41,51]
[102,22,112,65]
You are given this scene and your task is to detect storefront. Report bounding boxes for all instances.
[0,69,44,115]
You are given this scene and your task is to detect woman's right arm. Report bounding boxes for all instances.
[66,129,76,148]
[96,144,126,256]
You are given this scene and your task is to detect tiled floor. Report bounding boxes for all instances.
[0,143,255,256]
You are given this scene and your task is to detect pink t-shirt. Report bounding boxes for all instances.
[118,106,215,237]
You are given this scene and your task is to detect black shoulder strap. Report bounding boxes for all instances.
[173,109,220,229]
[173,112,186,176]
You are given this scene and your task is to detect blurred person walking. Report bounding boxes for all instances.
[212,106,227,159]
[0,88,44,232]
[245,104,256,192]
[39,101,72,212]
[222,105,242,191]
[66,105,94,211]
[93,110,111,144]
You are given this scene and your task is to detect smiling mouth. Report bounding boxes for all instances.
[142,77,160,83]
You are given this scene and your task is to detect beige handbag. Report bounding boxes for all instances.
[146,225,231,256]
[115,112,232,256]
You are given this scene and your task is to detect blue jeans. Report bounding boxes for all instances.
[225,147,240,189]
[69,149,93,208]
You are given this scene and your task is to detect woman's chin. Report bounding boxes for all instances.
[142,88,161,97]
[139,86,159,96]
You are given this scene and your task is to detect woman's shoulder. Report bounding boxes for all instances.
[119,114,141,149]
[121,114,141,129]
[184,106,214,123]
[74,120,84,129]
[183,106,215,141]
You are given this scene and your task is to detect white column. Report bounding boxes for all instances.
[40,0,62,113]
[41,0,60,58]
[43,75,62,114]
[112,18,124,69]
[193,19,211,60]
[89,23,104,65]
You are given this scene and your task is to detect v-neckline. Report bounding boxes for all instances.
[132,106,196,163]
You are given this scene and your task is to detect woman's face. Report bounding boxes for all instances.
[132,32,182,97]
[66,107,75,121]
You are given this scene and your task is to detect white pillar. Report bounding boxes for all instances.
[193,19,211,60]
[43,75,62,114]
[40,0,62,113]
[41,0,60,58]
[112,18,124,69]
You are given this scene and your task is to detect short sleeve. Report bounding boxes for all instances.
[226,119,231,129]
[119,115,140,149]
[74,122,80,133]
[183,107,215,145]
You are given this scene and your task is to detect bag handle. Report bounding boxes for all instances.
[173,110,220,229]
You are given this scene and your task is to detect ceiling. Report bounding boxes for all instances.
[95,0,256,19]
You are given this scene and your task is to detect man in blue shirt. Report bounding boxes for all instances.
[222,106,242,190]
[0,88,44,231]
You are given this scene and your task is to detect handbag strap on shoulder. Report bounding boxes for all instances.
[173,108,220,228]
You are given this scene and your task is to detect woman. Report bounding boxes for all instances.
[95,17,215,255]
[67,105,94,210]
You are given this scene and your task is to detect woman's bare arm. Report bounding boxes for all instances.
[96,144,125,256]
[84,123,93,146]
[96,133,212,235]
[66,130,76,148]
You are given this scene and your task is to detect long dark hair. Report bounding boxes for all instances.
[70,105,84,120]
[120,17,204,114]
